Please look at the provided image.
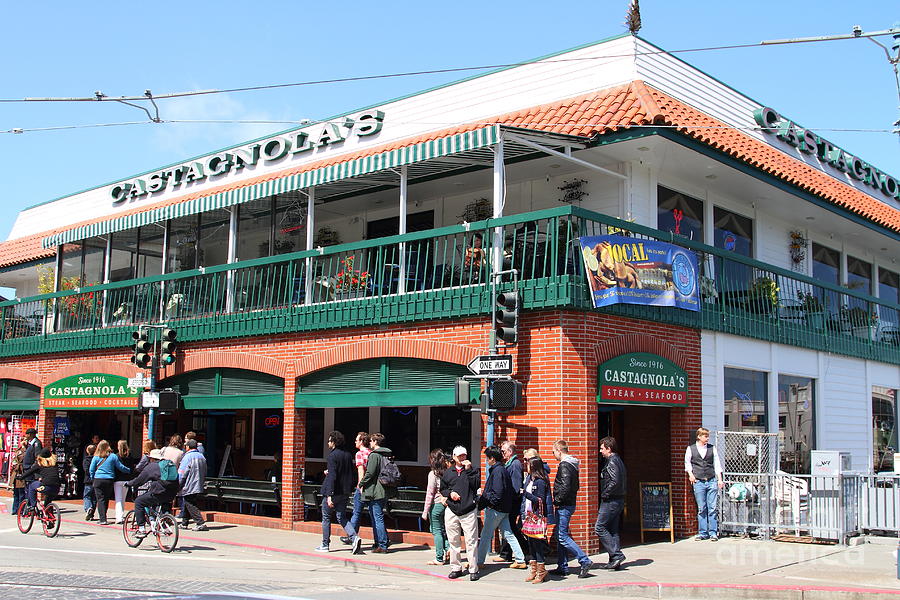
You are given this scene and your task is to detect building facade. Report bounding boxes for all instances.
[0,35,898,549]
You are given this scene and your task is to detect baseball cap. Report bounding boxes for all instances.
[452,446,468,457]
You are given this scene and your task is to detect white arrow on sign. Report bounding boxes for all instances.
[128,377,150,388]
[467,355,513,376]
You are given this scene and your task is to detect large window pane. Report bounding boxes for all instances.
[59,242,83,284]
[778,375,815,474]
[198,208,231,267]
[380,407,418,462]
[873,387,898,473]
[83,238,106,284]
[251,408,283,459]
[878,268,899,304]
[812,243,841,313]
[305,408,325,460]
[274,194,306,254]
[238,198,274,261]
[334,408,369,444]
[658,186,703,242]
[168,215,200,272]
[138,224,165,278]
[109,229,138,282]
[724,368,768,432]
[714,207,752,257]
[430,406,472,456]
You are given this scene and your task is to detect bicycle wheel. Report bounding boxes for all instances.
[156,513,179,553]
[16,502,34,534]
[42,503,61,538]
[122,510,144,548]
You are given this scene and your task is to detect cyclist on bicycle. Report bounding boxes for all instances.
[17,448,61,507]
[125,448,179,538]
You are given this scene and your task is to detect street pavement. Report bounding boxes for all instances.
[0,499,898,600]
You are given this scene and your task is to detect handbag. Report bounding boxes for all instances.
[522,497,549,539]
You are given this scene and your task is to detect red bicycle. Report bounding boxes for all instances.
[17,488,61,538]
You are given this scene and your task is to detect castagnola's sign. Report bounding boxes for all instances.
[110,109,386,206]
[44,373,141,410]
[598,353,688,407]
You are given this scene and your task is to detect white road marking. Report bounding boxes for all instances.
[0,544,291,564]
[0,528,21,534]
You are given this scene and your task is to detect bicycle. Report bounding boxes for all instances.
[17,488,61,538]
[122,505,179,552]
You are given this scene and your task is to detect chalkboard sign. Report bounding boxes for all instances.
[640,481,674,543]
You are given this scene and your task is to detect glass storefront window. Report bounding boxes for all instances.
[251,408,283,459]
[714,207,753,257]
[812,243,841,313]
[873,387,897,473]
[658,186,703,242]
[83,238,106,285]
[380,407,418,462]
[199,208,231,267]
[430,406,472,456]
[778,375,815,474]
[168,216,199,272]
[59,242,83,284]
[724,368,768,432]
[109,229,138,282]
[274,194,306,255]
[334,408,369,444]
[237,198,274,261]
[138,224,165,278]
[305,408,325,460]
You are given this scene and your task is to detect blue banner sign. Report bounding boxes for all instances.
[53,417,70,436]
[579,235,699,311]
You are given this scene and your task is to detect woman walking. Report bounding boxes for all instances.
[161,434,184,465]
[522,456,554,584]
[10,440,27,514]
[89,440,130,525]
[421,450,450,565]
[82,444,96,520]
[113,440,136,524]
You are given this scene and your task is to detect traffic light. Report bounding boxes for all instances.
[494,291,519,345]
[490,379,522,412]
[159,328,178,366]
[131,329,151,368]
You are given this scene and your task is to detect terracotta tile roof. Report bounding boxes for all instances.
[1,80,897,269]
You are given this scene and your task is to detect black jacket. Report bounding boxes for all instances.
[82,452,94,484]
[20,463,61,488]
[126,462,179,503]
[478,463,515,514]
[439,465,480,516]
[552,457,580,506]
[521,477,554,519]
[321,447,356,504]
[22,439,43,481]
[600,453,627,500]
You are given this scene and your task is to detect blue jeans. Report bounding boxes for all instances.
[556,505,590,570]
[594,498,625,561]
[12,487,25,514]
[348,489,367,533]
[83,483,95,511]
[321,497,356,545]
[368,498,388,550]
[693,479,719,538]
[476,507,524,564]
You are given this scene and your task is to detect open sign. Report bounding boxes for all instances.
[264,415,281,428]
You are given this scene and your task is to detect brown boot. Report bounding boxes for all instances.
[532,562,547,584]
[524,560,537,582]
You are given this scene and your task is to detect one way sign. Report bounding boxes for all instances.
[467,355,513,376]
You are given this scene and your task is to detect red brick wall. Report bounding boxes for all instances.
[0,309,701,546]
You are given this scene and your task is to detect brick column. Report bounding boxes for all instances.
[281,364,305,528]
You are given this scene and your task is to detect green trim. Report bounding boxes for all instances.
[0,401,39,411]
[182,394,283,410]
[295,388,455,408]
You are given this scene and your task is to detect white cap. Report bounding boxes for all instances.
[452,446,468,457]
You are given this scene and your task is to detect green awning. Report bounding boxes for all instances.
[182,394,283,410]
[296,388,462,408]
[0,401,39,411]
[42,126,501,248]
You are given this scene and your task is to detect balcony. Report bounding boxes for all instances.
[1,206,897,365]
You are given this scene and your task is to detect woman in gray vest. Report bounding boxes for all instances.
[684,427,724,541]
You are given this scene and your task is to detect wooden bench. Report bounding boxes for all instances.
[204,477,281,514]
[386,488,426,531]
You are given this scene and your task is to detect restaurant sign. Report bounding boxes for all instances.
[598,353,688,407]
[44,373,141,410]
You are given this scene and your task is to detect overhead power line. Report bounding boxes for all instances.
[0,28,896,105]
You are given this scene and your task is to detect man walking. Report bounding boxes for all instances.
[595,436,627,570]
[22,428,42,484]
[440,446,480,581]
[317,430,363,554]
[496,441,527,563]
[178,438,208,531]
[475,445,526,569]
[685,427,724,541]
[359,433,392,553]
[549,440,593,578]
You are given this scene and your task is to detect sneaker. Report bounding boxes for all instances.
[135,529,149,538]
[548,567,569,576]
[192,524,209,531]
[448,570,465,579]
[85,508,95,521]
[351,536,363,555]
[98,521,108,526]
[314,544,330,552]
[578,562,593,578]
[340,536,353,545]
[469,572,480,581]
[695,535,708,541]
[710,535,719,542]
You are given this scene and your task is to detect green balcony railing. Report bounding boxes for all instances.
[0,206,897,364]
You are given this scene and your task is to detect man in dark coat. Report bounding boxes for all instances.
[22,428,42,483]
[549,439,593,578]
[316,431,362,554]
[126,449,180,537]
[595,436,627,570]
[439,446,481,581]
[497,440,528,562]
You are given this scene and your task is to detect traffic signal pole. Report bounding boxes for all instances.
[132,324,178,442]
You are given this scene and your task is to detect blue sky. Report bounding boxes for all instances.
[1,1,897,241]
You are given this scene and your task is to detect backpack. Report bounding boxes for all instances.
[158,459,178,482]
[378,456,401,487]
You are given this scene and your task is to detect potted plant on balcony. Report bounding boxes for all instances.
[842,306,877,340]
[797,291,826,330]
[747,276,779,315]
[333,255,370,300]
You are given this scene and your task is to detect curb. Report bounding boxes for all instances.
[538,582,900,599]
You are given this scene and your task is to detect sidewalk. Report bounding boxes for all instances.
[22,497,900,598]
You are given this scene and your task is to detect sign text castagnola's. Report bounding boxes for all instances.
[110,109,386,206]
[754,107,899,202]
[598,352,688,407]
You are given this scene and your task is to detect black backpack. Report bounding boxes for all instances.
[378,456,401,487]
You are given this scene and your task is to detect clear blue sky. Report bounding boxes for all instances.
[1,1,897,241]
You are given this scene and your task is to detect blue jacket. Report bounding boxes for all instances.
[477,462,515,514]
[178,449,208,496]
[521,476,555,523]
[89,453,130,480]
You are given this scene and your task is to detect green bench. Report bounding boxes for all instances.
[204,477,281,514]
[302,484,426,531]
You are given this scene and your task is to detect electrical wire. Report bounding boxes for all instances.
[0,31,896,104]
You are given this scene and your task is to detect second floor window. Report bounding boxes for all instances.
[657,186,703,242]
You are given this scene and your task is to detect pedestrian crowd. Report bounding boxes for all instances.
[317,430,629,583]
